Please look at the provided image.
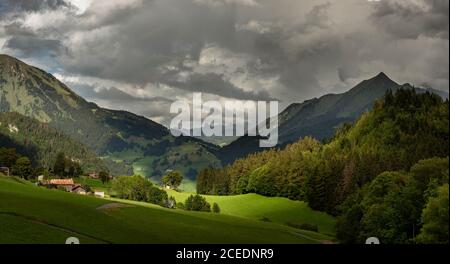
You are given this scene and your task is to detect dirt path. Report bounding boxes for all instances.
[96,203,134,211]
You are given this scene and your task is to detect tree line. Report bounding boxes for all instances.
[112,174,221,213]
[0,148,111,181]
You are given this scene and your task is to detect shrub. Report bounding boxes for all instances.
[416,184,449,244]
[164,196,177,209]
[184,194,211,212]
[146,186,168,206]
[260,217,271,222]
[212,202,220,213]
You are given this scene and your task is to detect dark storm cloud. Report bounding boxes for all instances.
[66,81,175,124]
[0,0,448,123]
[59,0,239,86]
[338,66,361,83]
[302,2,333,32]
[71,84,172,104]
[0,0,69,13]
[2,21,65,58]
[4,23,35,36]
[5,36,63,57]
[229,2,339,99]
[371,0,449,39]
[53,0,275,101]
[167,72,274,101]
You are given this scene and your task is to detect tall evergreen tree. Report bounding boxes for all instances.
[53,152,66,177]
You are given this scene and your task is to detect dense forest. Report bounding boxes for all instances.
[0,112,108,172]
[197,89,449,243]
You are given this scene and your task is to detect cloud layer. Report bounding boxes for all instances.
[1,0,448,126]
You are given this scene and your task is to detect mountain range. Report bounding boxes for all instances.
[219,72,449,164]
[0,54,220,188]
[1,54,448,185]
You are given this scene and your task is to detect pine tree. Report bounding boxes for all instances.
[53,152,66,177]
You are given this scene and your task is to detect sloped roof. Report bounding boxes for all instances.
[71,185,86,192]
[49,179,74,185]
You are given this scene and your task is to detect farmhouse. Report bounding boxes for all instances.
[47,179,89,195]
[49,179,75,192]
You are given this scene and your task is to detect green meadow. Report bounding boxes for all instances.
[166,190,336,236]
[0,175,335,244]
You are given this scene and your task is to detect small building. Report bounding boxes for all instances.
[0,167,10,176]
[71,185,87,195]
[94,191,105,198]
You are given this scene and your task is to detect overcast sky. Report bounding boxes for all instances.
[0,0,448,126]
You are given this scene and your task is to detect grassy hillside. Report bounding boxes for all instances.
[124,138,220,192]
[166,190,335,235]
[0,175,333,244]
[74,177,112,192]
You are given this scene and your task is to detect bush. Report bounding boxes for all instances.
[176,202,185,210]
[146,186,168,206]
[164,196,177,209]
[184,194,211,212]
[212,202,220,213]
[417,184,449,244]
[260,217,271,222]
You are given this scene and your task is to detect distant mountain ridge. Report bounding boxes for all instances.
[0,54,167,153]
[0,54,220,181]
[1,54,447,182]
[219,72,449,164]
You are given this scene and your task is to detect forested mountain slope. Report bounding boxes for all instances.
[0,54,220,178]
